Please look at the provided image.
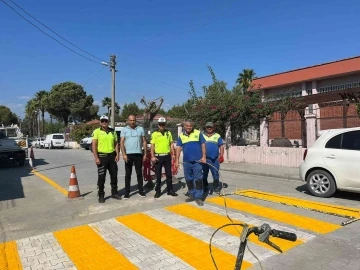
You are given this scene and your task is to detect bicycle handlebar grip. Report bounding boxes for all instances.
[271,229,297,242]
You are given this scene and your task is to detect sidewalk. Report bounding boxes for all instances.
[220,162,301,181]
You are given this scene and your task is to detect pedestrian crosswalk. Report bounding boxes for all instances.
[0,191,356,270]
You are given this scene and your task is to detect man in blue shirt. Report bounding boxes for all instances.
[120,115,147,199]
[175,120,206,206]
[202,122,224,194]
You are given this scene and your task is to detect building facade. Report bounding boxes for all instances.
[253,56,360,147]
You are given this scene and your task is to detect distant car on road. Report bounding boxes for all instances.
[43,134,65,149]
[80,136,92,150]
[300,127,360,198]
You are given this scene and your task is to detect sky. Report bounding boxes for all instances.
[1,0,360,119]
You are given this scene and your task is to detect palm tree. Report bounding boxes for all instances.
[236,69,257,94]
[35,90,48,135]
[102,97,120,118]
[25,99,38,137]
[102,97,112,116]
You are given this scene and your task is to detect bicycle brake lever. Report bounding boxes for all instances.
[265,239,283,253]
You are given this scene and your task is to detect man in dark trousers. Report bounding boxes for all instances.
[150,117,178,198]
[92,115,121,203]
[202,122,224,194]
[120,115,147,199]
[175,119,206,206]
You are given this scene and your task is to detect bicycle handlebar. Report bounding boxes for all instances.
[270,229,297,242]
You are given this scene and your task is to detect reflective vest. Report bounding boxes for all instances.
[179,129,201,144]
[203,133,221,144]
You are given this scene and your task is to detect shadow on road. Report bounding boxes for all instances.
[296,184,360,202]
[0,162,31,202]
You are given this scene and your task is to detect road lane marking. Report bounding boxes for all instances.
[146,208,276,263]
[235,189,360,218]
[16,233,75,269]
[0,241,22,270]
[199,203,316,242]
[117,213,249,270]
[54,225,138,270]
[90,219,194,269]
[166,203,303,252]
[31,170,68,196]
[207,197,341,234]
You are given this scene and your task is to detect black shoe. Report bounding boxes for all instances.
[138,192,146,198]
[185,197,194,202]
[98,193,105,203]
[123,194,130,200]
[167,191,178,197]
[195,198,204,206]
[154,192,161,198]
[184,191,190,197]
[214,187,220,194]
[111,194,121,200]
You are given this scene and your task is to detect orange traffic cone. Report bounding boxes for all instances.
[68,166,81,199]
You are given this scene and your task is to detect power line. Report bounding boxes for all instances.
[0,0,104,65]
[7,0,106,63]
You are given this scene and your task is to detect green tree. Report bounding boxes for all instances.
[35,90,48,135]
[101,97,120,117]
[167,104,188,119]
[46,82,98,126]
[25,99,39,137]
[0,105,18,126]
[120,102,142,119]
[70,123,98,143]
[235,68,257,94]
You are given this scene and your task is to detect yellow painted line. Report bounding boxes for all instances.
[235,189,360,218]
[117,213,250,270]
[167,204,302,253]
[208,197,341,234]
[54,225,138,270]
[32,170,68,196]
[0,241,22,270]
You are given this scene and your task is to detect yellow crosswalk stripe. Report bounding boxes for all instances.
[235,189,360,218]
[117,213,251,270]
[207,197,341,234]
[167,203,303,252]
[0,241,22,270]
[53,225,138,270]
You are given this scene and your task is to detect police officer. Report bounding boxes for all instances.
[175,119,206,206]
[151,117,178,198]
[92,115,121,203]
[202,122,224,194]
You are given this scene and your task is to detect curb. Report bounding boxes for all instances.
[220,167,302,181]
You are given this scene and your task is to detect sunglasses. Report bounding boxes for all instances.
[100,119,108,123]
[206,126,214,128]
[158,123,165,126]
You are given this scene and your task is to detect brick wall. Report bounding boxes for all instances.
[269,110,302,139]
[320,104,360,129]
[268,104,360,140]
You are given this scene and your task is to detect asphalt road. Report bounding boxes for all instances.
[1,148,360,270]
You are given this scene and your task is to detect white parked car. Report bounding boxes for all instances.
[80,136,92,150]
[300,127,360,198]
[33,137,45,148]
[43,133,65,149]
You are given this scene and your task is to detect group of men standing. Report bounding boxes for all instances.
[92,114,224,207]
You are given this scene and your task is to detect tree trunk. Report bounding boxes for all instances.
[281,111,286,138]
[41,110,45,136]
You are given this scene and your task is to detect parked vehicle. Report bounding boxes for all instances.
[300,127,360,198]
[0,125,28,166]
[33,137,45,148]
[80,136,92,150]
[43,133,65,149]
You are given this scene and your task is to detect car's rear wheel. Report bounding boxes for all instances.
[306,169,336,198]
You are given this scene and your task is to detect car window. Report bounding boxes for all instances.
[325,134,342,149]
[53,135,64,139]
[342,131,360,151]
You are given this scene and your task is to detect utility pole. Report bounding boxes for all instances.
[110,55,117,128]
